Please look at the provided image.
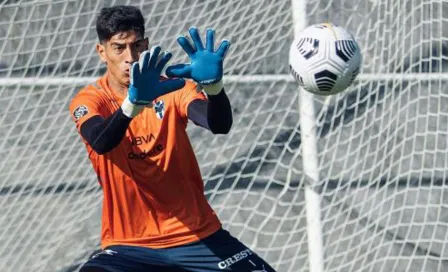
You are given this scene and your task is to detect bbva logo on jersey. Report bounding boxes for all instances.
[154,100,165,119]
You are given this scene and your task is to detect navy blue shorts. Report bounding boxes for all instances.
[80,228,276,272]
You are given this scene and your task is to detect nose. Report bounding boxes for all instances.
[124,46,139,65]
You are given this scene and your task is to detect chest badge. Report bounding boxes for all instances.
[154,100,165,120]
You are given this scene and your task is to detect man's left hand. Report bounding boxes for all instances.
[166,27,230,95]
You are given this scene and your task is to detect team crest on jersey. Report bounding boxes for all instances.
[154,100,165,119]
[73,105,88,120]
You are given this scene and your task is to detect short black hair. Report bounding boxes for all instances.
[96,5,145,43]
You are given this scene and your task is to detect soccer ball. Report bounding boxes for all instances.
[289,23,362,95]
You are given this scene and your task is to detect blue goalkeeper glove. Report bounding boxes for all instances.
[166,27,231,95]
[122,46,185,117]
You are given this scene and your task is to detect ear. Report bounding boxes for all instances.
[143,38,149,51]
[96,43,107,63]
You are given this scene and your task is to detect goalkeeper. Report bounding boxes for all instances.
[69,5,275,272]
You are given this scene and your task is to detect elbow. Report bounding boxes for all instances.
[210,117,233,135]
[211,127,231,135]
[91,145,110,155]
[90,142,114,155]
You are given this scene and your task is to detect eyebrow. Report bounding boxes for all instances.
[110,39,145,47]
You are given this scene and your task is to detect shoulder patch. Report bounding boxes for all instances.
[73,105,89,120]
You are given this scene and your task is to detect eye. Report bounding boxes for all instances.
[113,45,125,53]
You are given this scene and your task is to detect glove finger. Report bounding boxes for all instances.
[165,64,192,78]
[130,62,140,85]
[138,51,150,73]
[177,36,195,57]
[156,51,173,73]
[189,27,204,51]
[206,28,215,52]
[216,39,231,58]
[159,78,186,94]
[148,45,161,68]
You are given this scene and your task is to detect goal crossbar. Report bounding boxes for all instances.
[0,73,447,86]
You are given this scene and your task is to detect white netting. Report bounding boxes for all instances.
[0,0,447,271]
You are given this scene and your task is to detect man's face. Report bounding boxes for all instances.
[96,30,148,86]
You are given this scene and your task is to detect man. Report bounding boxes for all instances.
[69,5,275,272]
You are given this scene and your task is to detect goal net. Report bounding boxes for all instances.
[0,0,447,271]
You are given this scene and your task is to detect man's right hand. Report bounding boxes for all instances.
[121,46,185,118]
[128,46,185,105]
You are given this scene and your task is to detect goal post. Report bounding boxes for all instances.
[291,1,325,272]
[1,1,448,272]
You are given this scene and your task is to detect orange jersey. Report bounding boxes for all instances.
[69,74,221,249]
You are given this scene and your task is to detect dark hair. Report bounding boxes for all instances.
[96,5,145,43]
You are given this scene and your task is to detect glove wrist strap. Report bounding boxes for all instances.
[203,80,224,95]
[121,96,145,118]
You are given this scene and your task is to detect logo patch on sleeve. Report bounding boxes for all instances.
[73,105,88,120]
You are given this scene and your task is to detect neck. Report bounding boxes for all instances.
[107,74,128,98]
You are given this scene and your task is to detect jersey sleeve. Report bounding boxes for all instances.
[173,80,207,121]
[69,87,104,133]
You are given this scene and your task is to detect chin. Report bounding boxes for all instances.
[122,77,130,85]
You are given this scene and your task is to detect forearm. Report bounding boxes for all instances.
[80,108,132,154]
[187,82,233,134]
[207,89,232,134]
